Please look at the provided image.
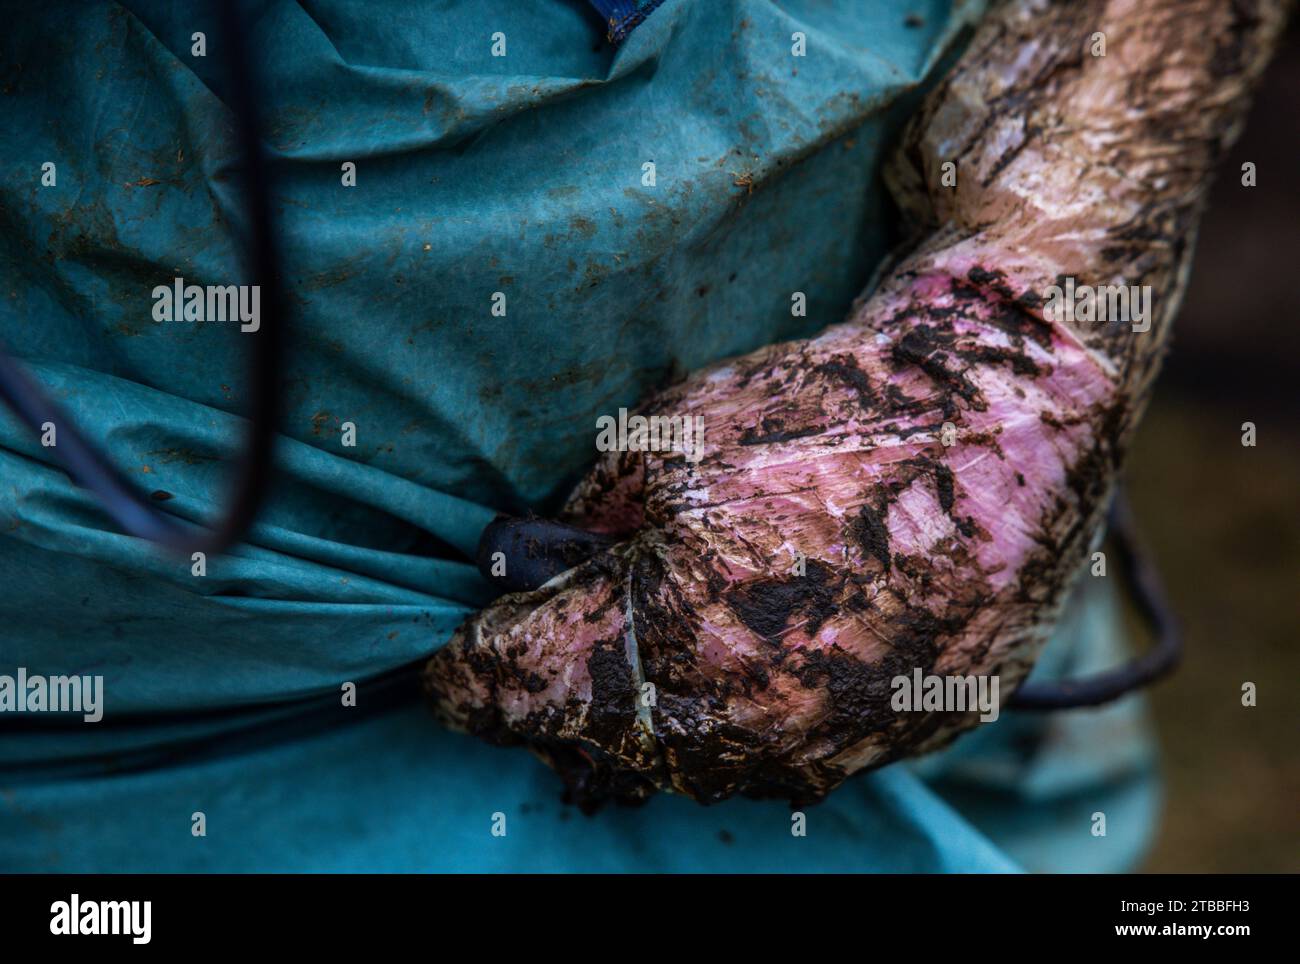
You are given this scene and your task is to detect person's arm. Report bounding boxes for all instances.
[424,0,1288,808]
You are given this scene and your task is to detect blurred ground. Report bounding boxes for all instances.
[1123,21,1299,873]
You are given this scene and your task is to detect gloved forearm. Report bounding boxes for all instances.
[425,0,1287,808]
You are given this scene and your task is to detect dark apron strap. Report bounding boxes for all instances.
[588,0,668,42]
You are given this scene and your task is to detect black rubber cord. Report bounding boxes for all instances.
[477,516,617,593]
[1008,492,1183,709]
[0,1,283,557]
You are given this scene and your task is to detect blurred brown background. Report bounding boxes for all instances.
[1124,20,1299,872]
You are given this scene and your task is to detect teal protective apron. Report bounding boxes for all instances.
[0,0,1157,871]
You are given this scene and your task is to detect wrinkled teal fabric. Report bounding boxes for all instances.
[0,0,1157,871]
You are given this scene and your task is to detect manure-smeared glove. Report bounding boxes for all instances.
[425,0,1287,808]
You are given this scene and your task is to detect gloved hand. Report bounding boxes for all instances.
[424,0,1286,808]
